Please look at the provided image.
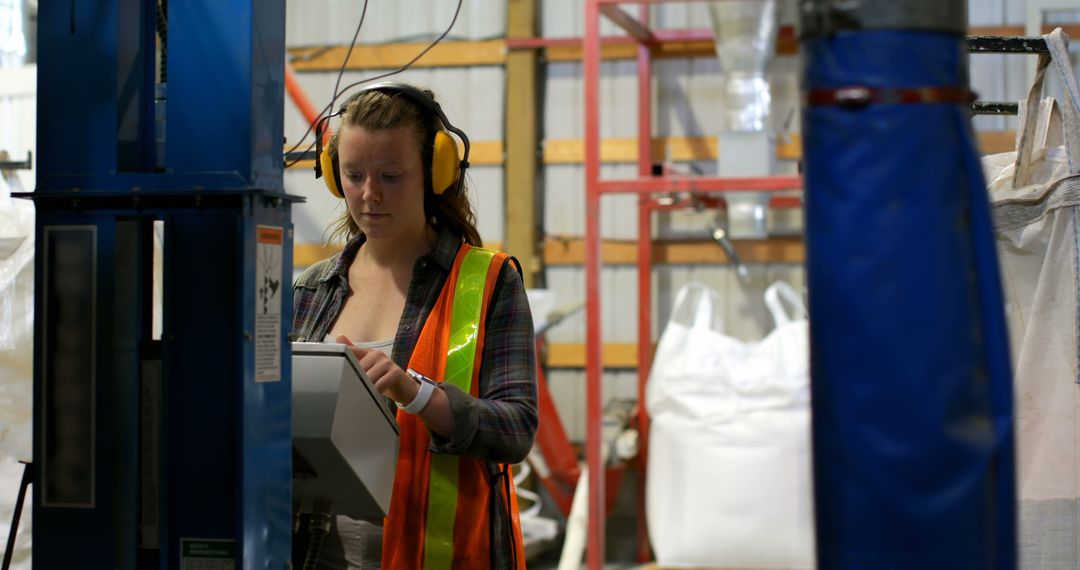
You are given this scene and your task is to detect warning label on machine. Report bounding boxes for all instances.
[180,538,235,570]
[255,225,283,383]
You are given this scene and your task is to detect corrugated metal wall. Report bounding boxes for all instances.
[284,0,1072,442]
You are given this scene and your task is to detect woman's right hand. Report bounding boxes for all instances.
[336,334,418,406]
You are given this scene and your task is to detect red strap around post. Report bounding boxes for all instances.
[805,86,976,108]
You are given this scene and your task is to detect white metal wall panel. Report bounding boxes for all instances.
[543,266,640,344]
[543,60,640,139]
[971,0,1010,132]
[546,370,640,443]
[285,0,504,46]
[543,263,804,354]
[543,60,643,240]
[540,0,800,38]
[0,65,35,192]
[1006,0,1027,25]
[540,0,631,38]
[654,57,800,135]
[656,58,719,138]
[541,265,642,443]
[648,1,801,33]
[542,163,639,240]
[1039,9,1080,116]
[648,2,701,30]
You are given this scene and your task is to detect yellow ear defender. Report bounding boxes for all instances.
[315,83,470,199]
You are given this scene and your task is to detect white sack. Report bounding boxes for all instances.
[984,28,1080,570]
[646,281,814,569]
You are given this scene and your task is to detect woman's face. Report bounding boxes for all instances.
[337,124,427,242]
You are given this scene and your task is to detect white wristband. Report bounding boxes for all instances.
[402,369,436,414]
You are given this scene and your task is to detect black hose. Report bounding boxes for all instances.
[303,512,332,570]
[2,463,31,570]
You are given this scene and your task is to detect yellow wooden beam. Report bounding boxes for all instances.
[544,237,805,266]
[541,131,1012,164]
[294,241,504,270]
[287,131,1012,171]
[541,26,797,61]
[546,342,642,368]
[978,130,1015,156]
[295,243,342,269]
[543,135,803,164]
[287,25,1080,73]
[546,39,707,62]
[285,140,504,170]
[469,141,507,165]
[304,238,804,272]
[969,24,1080,37]
[506,0,541,287]
[288,39,506,71]
[541,24,1079,62]
[287,159,319,171]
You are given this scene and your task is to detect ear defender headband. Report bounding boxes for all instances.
[315,83,471,199]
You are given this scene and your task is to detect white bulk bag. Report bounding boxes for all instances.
[0,175,34,570]
[646,281,814,569]
[983,28,1080,570]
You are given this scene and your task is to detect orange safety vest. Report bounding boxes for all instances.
[381,244,527,570]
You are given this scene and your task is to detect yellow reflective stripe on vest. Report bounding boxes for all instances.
[424,247,497,569]
[444,248,496,391]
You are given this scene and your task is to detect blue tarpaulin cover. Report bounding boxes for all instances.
[803,31,1016,569]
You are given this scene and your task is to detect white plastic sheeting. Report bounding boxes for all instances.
[0,168,33,570]
[0,62,35,570]
[0,180,32,462]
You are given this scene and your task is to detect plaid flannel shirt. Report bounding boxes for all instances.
[291,227,537,568]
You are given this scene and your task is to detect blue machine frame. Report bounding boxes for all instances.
[29,1,297,568]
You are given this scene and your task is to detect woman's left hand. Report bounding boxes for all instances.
[336,334,418,406]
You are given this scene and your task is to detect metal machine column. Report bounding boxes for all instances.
[29,1,296,568]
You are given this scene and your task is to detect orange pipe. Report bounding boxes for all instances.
[285,61,331,144]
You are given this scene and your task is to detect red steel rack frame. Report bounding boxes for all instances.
[581,1,802,567]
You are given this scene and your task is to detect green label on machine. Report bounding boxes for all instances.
[180,538,235,569]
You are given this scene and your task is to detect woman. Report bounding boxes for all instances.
[291,83,537,569]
